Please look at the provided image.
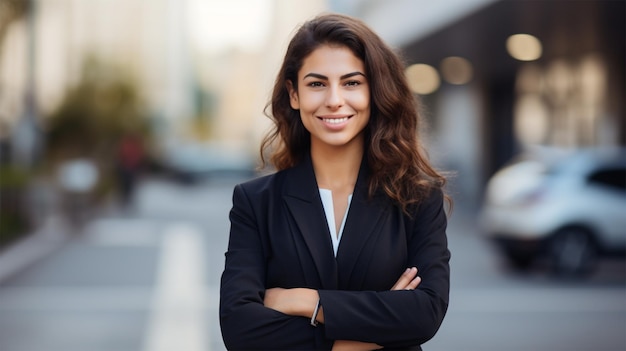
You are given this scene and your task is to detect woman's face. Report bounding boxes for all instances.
[288,44,370,150]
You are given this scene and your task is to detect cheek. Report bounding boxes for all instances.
[350,91,371,110]
[359,99,371,112]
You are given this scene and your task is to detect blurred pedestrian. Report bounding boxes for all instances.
[220,13,451,350]
[115,132,144,208]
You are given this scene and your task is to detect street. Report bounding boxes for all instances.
[0,175,624,351]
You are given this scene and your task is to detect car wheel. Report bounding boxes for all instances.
[550,227,597,276]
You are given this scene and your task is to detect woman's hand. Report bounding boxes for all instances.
[391,267,421,290]
[331,267,421,350]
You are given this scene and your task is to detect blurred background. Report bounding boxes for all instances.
[0,0,624,350]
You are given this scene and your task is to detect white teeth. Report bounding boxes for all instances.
[323,117,348,124]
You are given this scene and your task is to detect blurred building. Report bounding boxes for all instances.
[332,0,625,209]
[0,0,328,166]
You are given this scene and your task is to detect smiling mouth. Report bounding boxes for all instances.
[319,116,350,124]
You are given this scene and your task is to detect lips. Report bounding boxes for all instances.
[316,114,353,130]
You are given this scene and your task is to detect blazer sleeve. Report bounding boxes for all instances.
[220,184,331,351]
[318,188,450,348]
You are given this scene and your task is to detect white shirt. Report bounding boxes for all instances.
[318,188,353,256]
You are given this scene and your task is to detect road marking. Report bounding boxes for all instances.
[142,223,209,351]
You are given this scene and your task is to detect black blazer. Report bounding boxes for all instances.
[220,156,450,350]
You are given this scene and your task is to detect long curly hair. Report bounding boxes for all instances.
[261,13,449,212]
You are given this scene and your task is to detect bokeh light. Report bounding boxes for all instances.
[405,63,440,95]
[440,56,473,85]
[506,33,542,61]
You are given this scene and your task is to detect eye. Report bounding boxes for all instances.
[307,81,325,88]
[344,80,362,87]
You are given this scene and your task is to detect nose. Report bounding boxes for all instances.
[325,85,344,109]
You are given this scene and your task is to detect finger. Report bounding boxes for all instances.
[405,276,421,290]
[391,267,418,290]
[397,268,419,290]
[391,268,412,290]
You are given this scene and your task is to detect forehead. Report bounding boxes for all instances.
[299,45,365,77]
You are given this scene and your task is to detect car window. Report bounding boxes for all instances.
[587,168,626,192]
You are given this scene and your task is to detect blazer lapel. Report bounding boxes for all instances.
[283,157,338,289]
[336,160,388,287]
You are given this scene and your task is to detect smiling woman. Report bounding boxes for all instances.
[220,13,451,351]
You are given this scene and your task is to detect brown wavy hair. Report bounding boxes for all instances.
[261,13,449,212]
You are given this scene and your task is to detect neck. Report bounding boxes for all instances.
[310,140,363,191]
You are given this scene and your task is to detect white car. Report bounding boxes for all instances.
[479,147,626,275]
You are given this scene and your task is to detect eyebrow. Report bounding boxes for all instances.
[303,71,366,80]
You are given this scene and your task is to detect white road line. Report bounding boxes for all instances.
[142,222,209,351]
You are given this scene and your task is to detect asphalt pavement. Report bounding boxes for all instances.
[0,175,624,351]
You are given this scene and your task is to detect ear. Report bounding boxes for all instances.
[286,80,300,110]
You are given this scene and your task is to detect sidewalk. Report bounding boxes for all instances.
[0,214,71,283]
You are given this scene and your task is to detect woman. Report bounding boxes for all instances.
[220,13,451,351]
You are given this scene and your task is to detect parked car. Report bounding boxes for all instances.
[479,147,626,276]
